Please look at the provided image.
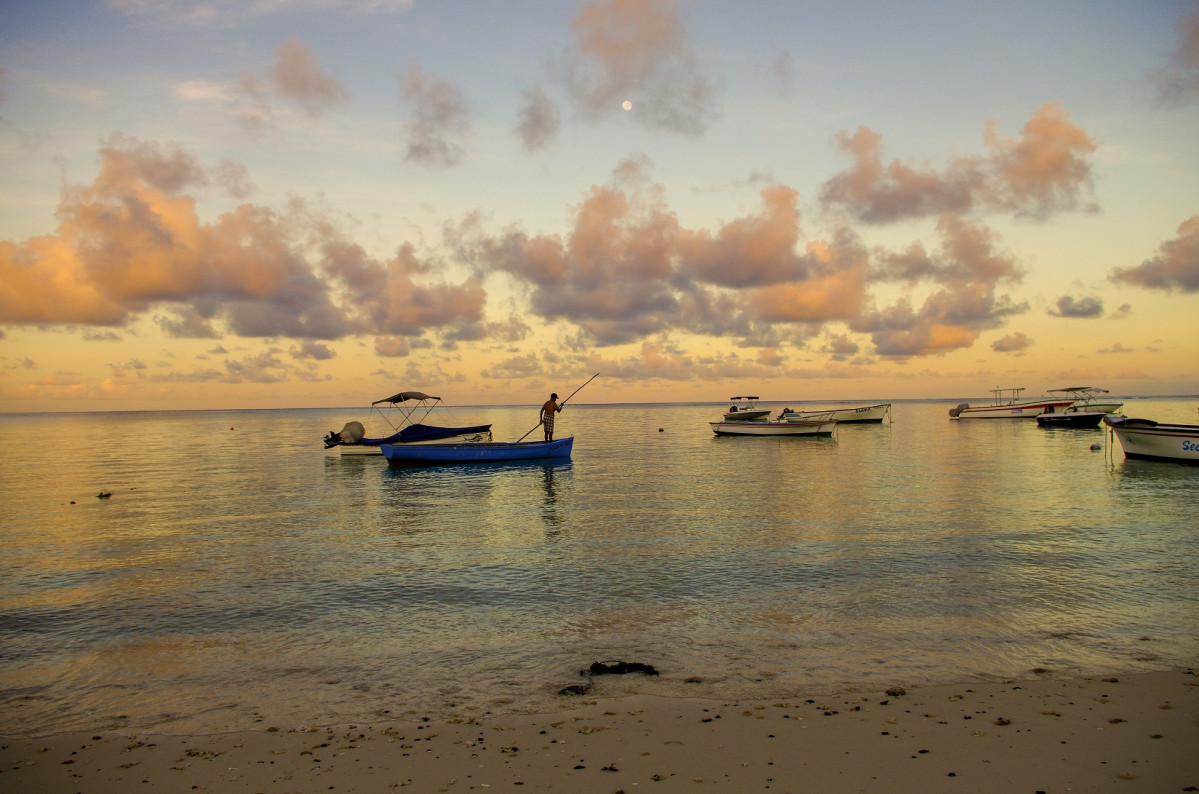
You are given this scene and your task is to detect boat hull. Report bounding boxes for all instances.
[381,437,574,466]
[1036,411,1105,429]
[710,420,836,436]
[1104,416,1199,464]
[783,403,890,423]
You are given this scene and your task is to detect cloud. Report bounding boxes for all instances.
[852,215,1028,357]
[479,352,545,381]
[155,305,221,338]
[3,135,1049,368]
[564,0,719,135]
[821,126,980,222]
[212,160,256,198]
[84,329,124,341]
[578,339,788,384]
[982,101,1099,220]
[1109,214,1199,292]
[231,74,275,129]
[767,51,795,95]
[485,313,532,343]
[991,332,1032,352]
[515,84,561,151]
[399,63,471,167]
[108,358,147,377]
[1049,294,1103,318]
[677,186,813,287]
[223,350,287,383]
[222,37,349,130]
[0,137,486,342]
[319,237,488,336]
[373,336,410,357]
[108,0,414,25]
[821,102,1097,223]
[452,159,1036,358]
[822,333,860,362]
[271,36,351,119]
[1151,1,1199,106]
[290,340,335,360]
[464,178,684,345]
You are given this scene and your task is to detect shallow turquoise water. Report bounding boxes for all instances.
[1,398,1197,736]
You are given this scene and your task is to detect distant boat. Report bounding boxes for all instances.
[323,391,492,455]
[381,437,573,466]
[1056,387,1123,415]
[723,396,771,422]
[1036,387,1122,429]
[780,403,891,424]
[710,417,836,436]
[1104,415,1199,464]
[948,388,1074,419]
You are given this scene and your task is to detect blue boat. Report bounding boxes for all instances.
[380,437,574,467]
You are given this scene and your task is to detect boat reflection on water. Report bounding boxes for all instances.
[383,458,575,532]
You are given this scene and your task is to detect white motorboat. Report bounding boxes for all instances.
[948,388,1075,419]
[780,403,891,424]
[723,396,771,421]
[1058,387,1123,415]
[1104,415,1199,464]
[710,416,836,436]
[323,391,492,455]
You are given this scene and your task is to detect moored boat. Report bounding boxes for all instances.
[1036,387,1122,429]
[381,436,574,466]
[1103,415,1199,464]
[723,396,771,422]
[710,417,836,436]
[948,388,1074,419]
[780,403,891,424]
[324,391,492,455]
[1062,387,1123,415]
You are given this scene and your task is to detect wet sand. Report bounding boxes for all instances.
[3,668,1195,792]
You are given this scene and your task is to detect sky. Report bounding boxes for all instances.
[1,0,1198,412]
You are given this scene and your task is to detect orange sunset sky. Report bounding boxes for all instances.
[1,0,1197,411]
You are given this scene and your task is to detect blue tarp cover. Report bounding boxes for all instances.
[359,423,492,445]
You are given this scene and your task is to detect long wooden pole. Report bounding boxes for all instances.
[516,373,599,442]
[559,372,599,407]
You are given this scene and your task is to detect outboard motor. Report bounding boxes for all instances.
[324,420,366,448]
[948,403,969,418]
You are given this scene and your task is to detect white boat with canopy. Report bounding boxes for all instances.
[723,396,771,421]
[711,414,836,436]
[780,403,891,424]
[948,388,1074,419]
[323,391,492,455]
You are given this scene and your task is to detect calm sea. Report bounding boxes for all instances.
[2,398,1198,738]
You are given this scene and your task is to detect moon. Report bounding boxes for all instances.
[621,100,632,111]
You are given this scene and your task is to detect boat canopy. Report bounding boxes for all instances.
[373,391,439,405]
[729,396,759,401]
[1048,386,1109,394]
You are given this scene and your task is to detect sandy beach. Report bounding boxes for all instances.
[3,667,1195,793]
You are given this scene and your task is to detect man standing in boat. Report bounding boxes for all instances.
[540,393,562,441]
